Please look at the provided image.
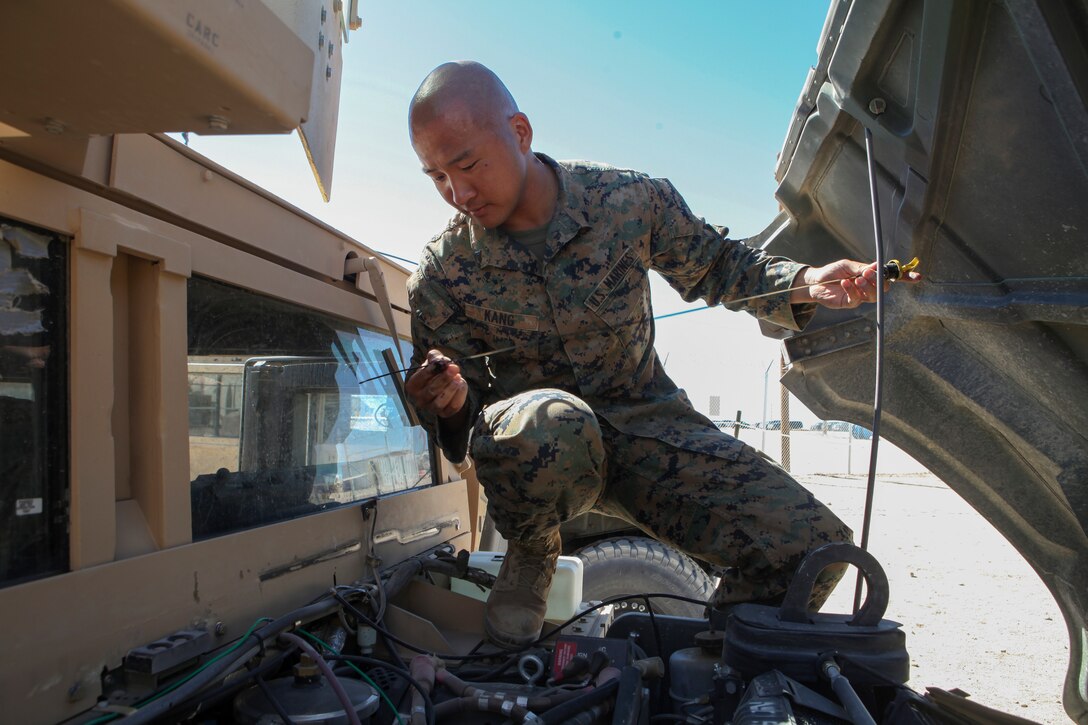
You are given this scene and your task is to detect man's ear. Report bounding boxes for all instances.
[510,112,533,153]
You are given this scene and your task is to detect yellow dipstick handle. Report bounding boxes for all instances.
[883,257,920,281]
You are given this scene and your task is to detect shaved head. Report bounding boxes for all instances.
[408,61,556,232]
[409,61,519,140]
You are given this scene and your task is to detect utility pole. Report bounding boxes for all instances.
[780,352,791,472]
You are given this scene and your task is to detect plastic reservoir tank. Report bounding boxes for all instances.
[450,551,584,621]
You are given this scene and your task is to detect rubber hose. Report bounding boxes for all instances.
[124,598,340,724]
[279,632,362,725]
[539,678,620,724]
[409,655,437,725]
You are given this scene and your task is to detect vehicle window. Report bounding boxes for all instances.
[0,220,68,588]
[188,276,430,540]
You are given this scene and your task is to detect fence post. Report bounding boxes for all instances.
[733,409,742,439]
[761,359,774,453]
[847,426,853,475]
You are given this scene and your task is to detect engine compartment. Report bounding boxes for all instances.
[81,542,993,725]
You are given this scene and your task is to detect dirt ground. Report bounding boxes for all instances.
[798,471,1070,724]
[695,428,1071,721]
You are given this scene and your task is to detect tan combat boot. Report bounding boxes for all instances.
[484,529,562,649]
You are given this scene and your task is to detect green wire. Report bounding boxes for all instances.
[82,617,274,725]
[298,627,407,725]
[80,619,408,725]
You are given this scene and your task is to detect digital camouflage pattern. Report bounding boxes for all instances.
[408,155,815,462]
[408,155,851,604]
[469,388,852,606]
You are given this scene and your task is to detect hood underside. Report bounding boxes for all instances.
[761,0,1088,721]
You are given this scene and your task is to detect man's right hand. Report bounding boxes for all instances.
[405,349,469,419]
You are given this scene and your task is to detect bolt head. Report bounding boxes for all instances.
[868,97,887,115]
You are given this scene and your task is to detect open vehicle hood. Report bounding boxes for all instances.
[761,0,1088,720]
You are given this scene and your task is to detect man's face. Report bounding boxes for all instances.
[412,107,529,229]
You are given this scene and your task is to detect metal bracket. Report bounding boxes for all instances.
[783,317,874,364]
[346,255,406,368]
[373,516,460,546]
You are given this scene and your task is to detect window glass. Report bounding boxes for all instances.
[0,221,67,587]
[188,276,431,539]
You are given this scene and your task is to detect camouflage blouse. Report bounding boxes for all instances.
[407,155,814,463]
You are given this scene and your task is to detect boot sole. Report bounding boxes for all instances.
[483,616,541,650]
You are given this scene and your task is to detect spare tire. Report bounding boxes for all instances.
[573,536,714,617]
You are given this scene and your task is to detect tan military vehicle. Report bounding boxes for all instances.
[2,1,1085,724]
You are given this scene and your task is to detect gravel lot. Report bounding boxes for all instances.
[745,430,1069,723]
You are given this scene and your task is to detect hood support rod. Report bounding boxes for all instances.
[854,125,887,615]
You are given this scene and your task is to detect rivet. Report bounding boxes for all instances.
[319,32,325,49]
[326,65,333,80]
[321,7,327,23]
[869,98,887,115]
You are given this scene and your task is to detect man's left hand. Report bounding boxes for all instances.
[789,260,921,309]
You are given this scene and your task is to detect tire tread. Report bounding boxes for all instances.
[573,536,714,617]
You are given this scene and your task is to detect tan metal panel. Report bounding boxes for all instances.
[0,153,411,338]
[0,151,451,723]
[79,209,194,550]
[188,234,413,336]
[0,0,313,138]
[69,245,118,569]
[113,134,358,285]
[265,1,347,200]
[372,481,472,563]
[79,208,192,276]
[160,271,193,546]
[0,490,470,724]
[130,134,411,309]
[126,266,192,548]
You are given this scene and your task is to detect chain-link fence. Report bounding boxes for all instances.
[710,417,927,475]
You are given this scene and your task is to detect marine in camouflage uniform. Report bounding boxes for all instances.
[403,61,885,648]
[408,155,853,613]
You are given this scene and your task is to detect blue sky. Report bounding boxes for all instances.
[184,2,834,423]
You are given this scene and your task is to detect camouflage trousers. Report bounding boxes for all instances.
[470,389,853,607]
